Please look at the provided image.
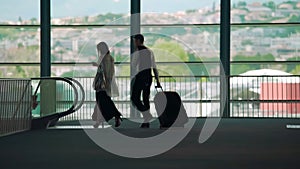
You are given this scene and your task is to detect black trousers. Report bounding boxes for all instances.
[131,72,152,115]
[96,90,121,122]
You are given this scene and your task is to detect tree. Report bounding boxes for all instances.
[241,39,253,46]
[84,16,89,23]
[30,18,37,24]
[231,53,276,75]
[18,16,22,23]
[263,1,276,11]
[187,53,209,76]
[289,15,300,23]
[15,66,26,77]
[0,29,17,40]
[237,1,247,7]
[286,56,300,72]
[232,3,237,9]
[151,39,189,61]
[291,65,300,75]
[150,39,191,76]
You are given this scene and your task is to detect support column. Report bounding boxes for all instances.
[220,0,231,118]
[40,0,55,117]
[130,0,141,118]
[40,0,51,77]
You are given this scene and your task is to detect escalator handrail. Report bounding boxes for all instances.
[31,77,79,119]
[64,77,85,112]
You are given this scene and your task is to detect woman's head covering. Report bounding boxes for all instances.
[97,42,110,57]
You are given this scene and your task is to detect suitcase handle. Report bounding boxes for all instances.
[155,86,163,92]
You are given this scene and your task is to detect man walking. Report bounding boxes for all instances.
[131,34,161,128]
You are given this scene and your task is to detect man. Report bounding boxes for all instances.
[131,34,161,128]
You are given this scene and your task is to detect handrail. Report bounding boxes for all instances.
[31,77,78,113]
[63,77,85,113]
[31,77,79,118]
[30,77,82,129]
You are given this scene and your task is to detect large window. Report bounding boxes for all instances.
[141,0,221,77]
[231,0,300,24]
[0,0,40,78]
[230,0,300,118]
[231,0,300,75]
[50,0,130,77]
[140,1,221,117]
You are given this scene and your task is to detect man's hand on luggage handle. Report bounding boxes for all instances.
[156,81,162,88]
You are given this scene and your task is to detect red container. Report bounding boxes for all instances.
[260,83,300,114]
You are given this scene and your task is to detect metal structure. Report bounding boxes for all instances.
[40,0,51,77]
[31,77,85,129]
[57,75,300,121]
[0,79,32,136]
[220,0,230,118]
[0,77,85,136]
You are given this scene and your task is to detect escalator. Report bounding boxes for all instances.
[31,77,85,129]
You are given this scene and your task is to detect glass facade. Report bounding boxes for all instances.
[231,0,300,76]
[1,0,299,77]
[1,0,300,118]
[0,0,40,77]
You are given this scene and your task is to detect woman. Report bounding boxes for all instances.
[93,42,122,128]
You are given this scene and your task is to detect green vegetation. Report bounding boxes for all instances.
[61,70,94,77]
[241,40,253,46]
[233,53,275,62]
[0,29,18,40]
[95,13,124,23]
[1,45,40,77]
[291,65,300,74]
[289,15,300,22]
[263,1,276,11]
[284,1,299,8]
[231,53,276,75]
[237,1,247,7]
[151,39,191,76]
[151,39,189,62]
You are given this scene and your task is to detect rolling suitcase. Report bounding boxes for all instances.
[154,87,188,128]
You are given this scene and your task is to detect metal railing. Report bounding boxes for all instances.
[0,79,32,136]
[230,75,300,118]
[58,75,300,121]
[60,76,220,121]
[0,75,299,130]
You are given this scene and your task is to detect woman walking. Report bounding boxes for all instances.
[93,42,122,128]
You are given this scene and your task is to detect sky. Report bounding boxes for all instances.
[0,0,289,21]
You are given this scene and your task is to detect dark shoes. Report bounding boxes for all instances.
[140,114,153,128]
[93,116,122,128]
[140,122,150,128]
[115,117,122,127]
